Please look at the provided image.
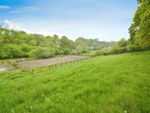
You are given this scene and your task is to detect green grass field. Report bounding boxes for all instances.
[0,51,149,113]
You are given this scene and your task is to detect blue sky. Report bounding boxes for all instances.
[0,0,138,41]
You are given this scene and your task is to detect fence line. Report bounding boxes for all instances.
[16,57,89,74]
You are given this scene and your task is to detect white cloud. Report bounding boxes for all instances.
[0,20,30,33]
[0,5,10,9]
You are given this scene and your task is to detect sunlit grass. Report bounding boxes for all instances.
[0,51,149,113]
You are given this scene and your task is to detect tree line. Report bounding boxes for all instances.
[0,27,116,59]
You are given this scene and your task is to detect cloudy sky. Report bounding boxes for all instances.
[0,0,138,41]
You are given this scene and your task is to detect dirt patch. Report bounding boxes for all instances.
[15,55,87,68]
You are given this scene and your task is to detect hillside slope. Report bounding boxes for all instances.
[0,51,150,113]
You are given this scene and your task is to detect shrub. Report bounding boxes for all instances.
[95,49,113,56]
[0,44,25,58]
[30,47,54,59]
[62,48,71,54]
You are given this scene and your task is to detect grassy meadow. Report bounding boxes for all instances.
[0,51,149,113]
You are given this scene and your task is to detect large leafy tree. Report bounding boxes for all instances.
[60,36,74,49]
[128,0,150,50]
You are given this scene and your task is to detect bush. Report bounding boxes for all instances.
[30,47,54,59]
[95,49,113,56]
[21,44,33,57]
[0,44,25,58]
[62,48,71,54]
[54,48,61,55]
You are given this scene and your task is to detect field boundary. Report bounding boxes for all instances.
[13,56,89,73]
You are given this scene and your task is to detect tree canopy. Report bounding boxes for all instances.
[128,0,150,50]
[0,27,116,59]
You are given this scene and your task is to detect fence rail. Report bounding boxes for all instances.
[13,56,89,73]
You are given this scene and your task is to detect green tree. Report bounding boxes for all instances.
[31,47,54,59]
[128,0,150,50]
[60,36,74,50]
[113,38,127,53]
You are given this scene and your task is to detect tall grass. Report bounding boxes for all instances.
[0,51,149,113]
